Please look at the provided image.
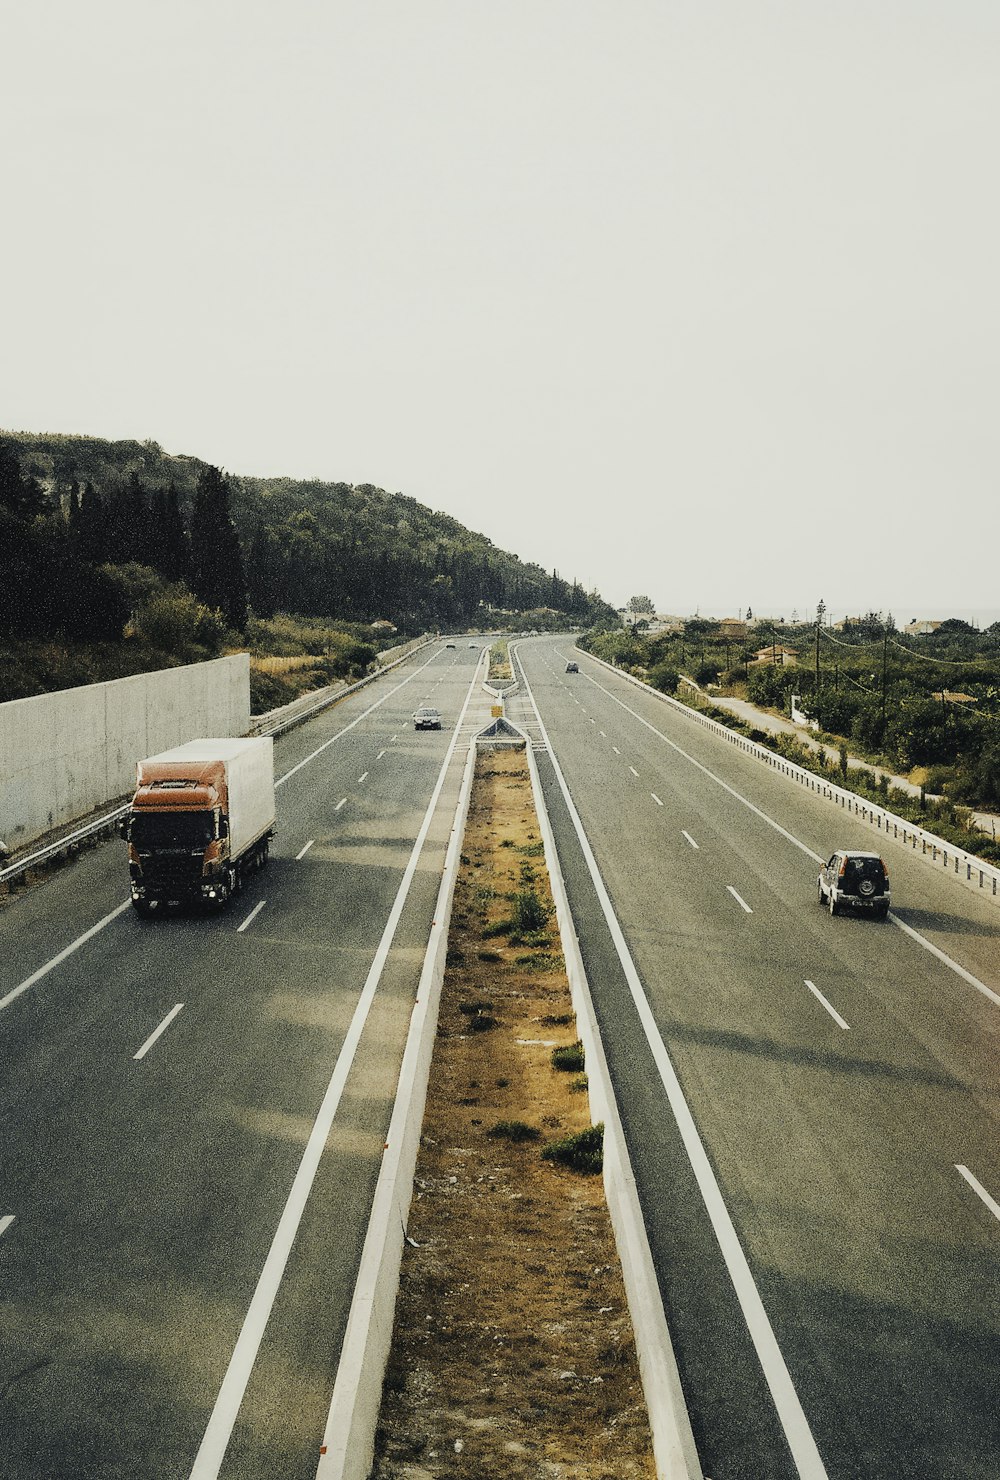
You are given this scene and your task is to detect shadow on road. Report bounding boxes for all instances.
[890,905,997,938]
[665,1018,995,1097]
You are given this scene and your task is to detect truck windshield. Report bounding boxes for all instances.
[130,812,213,849]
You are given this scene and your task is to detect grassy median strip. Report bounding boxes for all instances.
[372,745,655,1477]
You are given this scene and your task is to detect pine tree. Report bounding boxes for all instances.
[189,465,248,630]
[0,437,44,520]
[78,482,107,564]
[162,483,190,581]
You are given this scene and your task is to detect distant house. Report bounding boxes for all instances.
[904,619,943,636]
[718,618,748,640]
[932,690,977,705]
[750,645,798,667]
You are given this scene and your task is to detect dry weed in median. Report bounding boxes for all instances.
[372,746,655,1479]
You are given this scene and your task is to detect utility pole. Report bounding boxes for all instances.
[881,624,889,726]
[815,620,821,690]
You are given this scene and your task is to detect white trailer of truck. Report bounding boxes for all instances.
[126,737,275,914]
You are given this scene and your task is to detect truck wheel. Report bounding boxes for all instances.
[132,899,153,918]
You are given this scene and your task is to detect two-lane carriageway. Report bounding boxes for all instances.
[512,637,1000,1480]
[0,640,492,1480]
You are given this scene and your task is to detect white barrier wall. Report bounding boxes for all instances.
[0,654,251,851]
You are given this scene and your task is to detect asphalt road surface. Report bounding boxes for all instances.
[511,639,1000,1480]
[0,641,492,1480]
[5,634,999,1480]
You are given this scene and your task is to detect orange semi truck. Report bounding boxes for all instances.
[125,737,275,915]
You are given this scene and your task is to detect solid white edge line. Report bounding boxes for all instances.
[727,886,753,914]
[134,1003,185,1061]
[236,901,266,933]
[955,1164,1000,1222]
[0,1215,15,1238]
[682,831,700,850]
[315,702,482,1479]
[891,916,1000,1008]
[582,666,1000,1011]
[188,653,488,1480]
[0,900,132,1016]
[296,840,315,861]
[515,649,829,1480]
[804,981,851,1032]
[519,679,703,1479]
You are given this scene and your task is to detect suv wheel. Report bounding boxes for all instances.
[817,881,825,906]
[829,890,838,916]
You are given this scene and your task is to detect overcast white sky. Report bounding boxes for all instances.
[3,2,999,621]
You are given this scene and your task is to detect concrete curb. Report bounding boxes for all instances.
[583,650,1000,906]
[314,736,479,1480]
[521,702,703,1478]
[315,659,701,1479]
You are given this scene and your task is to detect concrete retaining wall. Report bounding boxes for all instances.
[0,654,250,851]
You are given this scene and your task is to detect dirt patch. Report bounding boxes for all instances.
[372,747,655,1478]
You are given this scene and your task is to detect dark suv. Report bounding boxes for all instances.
[818,850,890,918]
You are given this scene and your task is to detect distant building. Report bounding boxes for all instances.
[750,644,798,667]
[619,611,683,631]
[718,618,748,640]
[904,619,943,636]
[932,690,977,704]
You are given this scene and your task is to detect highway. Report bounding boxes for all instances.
[0,641,491,1480]
[4,633,999,1479]
[511,639,1000,1480]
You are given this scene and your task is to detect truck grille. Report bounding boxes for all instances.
[139,855,202,888]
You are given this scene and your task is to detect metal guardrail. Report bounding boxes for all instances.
[0,803,131,888]
[1,636,436,891]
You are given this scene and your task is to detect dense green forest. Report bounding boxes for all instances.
[580,611,1000,830]
[0,431,614,701]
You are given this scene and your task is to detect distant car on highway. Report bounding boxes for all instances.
[445,641,456,648]
[818,850,890,917]
[468,642,477,648]
[565,661,579,673]
[413,706,442,730]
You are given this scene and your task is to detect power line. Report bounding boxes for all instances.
[886,635,969,667]
[818,625,882,651]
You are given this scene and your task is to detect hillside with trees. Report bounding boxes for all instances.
[0,431,615,702]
